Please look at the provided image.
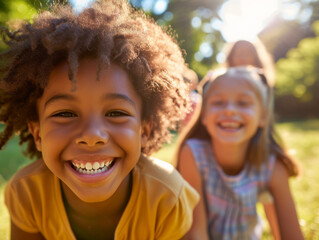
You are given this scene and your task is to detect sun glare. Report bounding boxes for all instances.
[70,0,95,14]
[219,0,280,42]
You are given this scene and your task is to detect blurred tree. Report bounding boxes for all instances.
[259,17,314,62]
[274,21,319,119]
[260,0,319,61]
[130,0,225,77]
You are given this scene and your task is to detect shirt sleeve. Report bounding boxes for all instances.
[155,180,199,240]
[4,179,39,233]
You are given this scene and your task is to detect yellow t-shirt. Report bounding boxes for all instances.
[5,155,199,240]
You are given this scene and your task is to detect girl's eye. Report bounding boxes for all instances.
[211,100,225,106]
[51,111,77,118]
[238,100,251,107]
[106,111,129,117]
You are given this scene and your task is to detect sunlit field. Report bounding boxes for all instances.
[0,119,318,239]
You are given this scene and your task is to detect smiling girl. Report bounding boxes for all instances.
[176,67,303,240]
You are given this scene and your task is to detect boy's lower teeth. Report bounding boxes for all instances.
[73,164,114,175]
[75,165,108,174]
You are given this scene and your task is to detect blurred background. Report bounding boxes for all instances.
[1,0,319,119]
[0,0,319,239]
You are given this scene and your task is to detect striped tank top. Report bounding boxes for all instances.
[186,138,275,240]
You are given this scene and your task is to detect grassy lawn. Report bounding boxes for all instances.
[0,119,318,239]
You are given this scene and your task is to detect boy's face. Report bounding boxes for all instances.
[29,58,149,202]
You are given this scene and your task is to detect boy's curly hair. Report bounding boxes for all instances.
[0,0,189,158]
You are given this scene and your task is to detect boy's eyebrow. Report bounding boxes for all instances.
[44,94,75,108]
[103,93,136,107]
[44,93,136,108]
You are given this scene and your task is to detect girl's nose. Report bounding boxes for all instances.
[75,118,109,147]
[224,102,237,116]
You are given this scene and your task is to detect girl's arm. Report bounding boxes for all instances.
[178,145,209,240]
[269,160,304,240]
[10,220,45,240]
[263,201,281,240]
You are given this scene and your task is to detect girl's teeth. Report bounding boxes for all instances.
[221,122,240,128]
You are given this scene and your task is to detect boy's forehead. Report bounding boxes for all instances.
[48,59,130,86]
[42,58,141,104]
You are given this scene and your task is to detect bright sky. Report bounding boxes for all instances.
[218,0,281,42]
[69,0,95,14]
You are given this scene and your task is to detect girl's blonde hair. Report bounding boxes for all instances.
[175,67,299,176]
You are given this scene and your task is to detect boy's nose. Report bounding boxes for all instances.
[75,118,109,147]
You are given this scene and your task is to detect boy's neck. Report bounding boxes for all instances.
[211,140,249,176]
[62,173,132,217]
[61,173,132,239]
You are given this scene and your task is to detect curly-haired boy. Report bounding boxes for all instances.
[0,1,199,239]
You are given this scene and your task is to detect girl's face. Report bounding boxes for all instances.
[201,76,264,146]
[29,58,149,203]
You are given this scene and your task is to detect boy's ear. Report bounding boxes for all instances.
[141,120,152,148]
[27,122,42,152]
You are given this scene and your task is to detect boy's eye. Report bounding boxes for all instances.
[106,110,129,117]
[51,111,77,118]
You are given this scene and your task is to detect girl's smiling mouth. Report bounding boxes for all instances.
[218,121,243,130]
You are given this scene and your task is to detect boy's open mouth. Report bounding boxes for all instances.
[70,159,115,175]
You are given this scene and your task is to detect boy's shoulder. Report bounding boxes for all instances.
[7,159,52,187]
[135,155,188,197]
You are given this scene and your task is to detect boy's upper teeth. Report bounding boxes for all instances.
[72,160,113,170]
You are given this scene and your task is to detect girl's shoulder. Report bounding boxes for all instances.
[260,154,276,174]
[184,138,216,169]
[185,138,211,150]
[249,154,277,190]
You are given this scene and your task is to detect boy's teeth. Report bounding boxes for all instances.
[71,160,114,174]
[93,162,100,170]
[86,162,93,170]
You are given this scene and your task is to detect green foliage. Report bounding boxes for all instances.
[0,0,38,51]
[0,125,31,181]
[275,20,319,102]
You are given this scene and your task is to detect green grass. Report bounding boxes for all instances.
[1,119,319,239]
